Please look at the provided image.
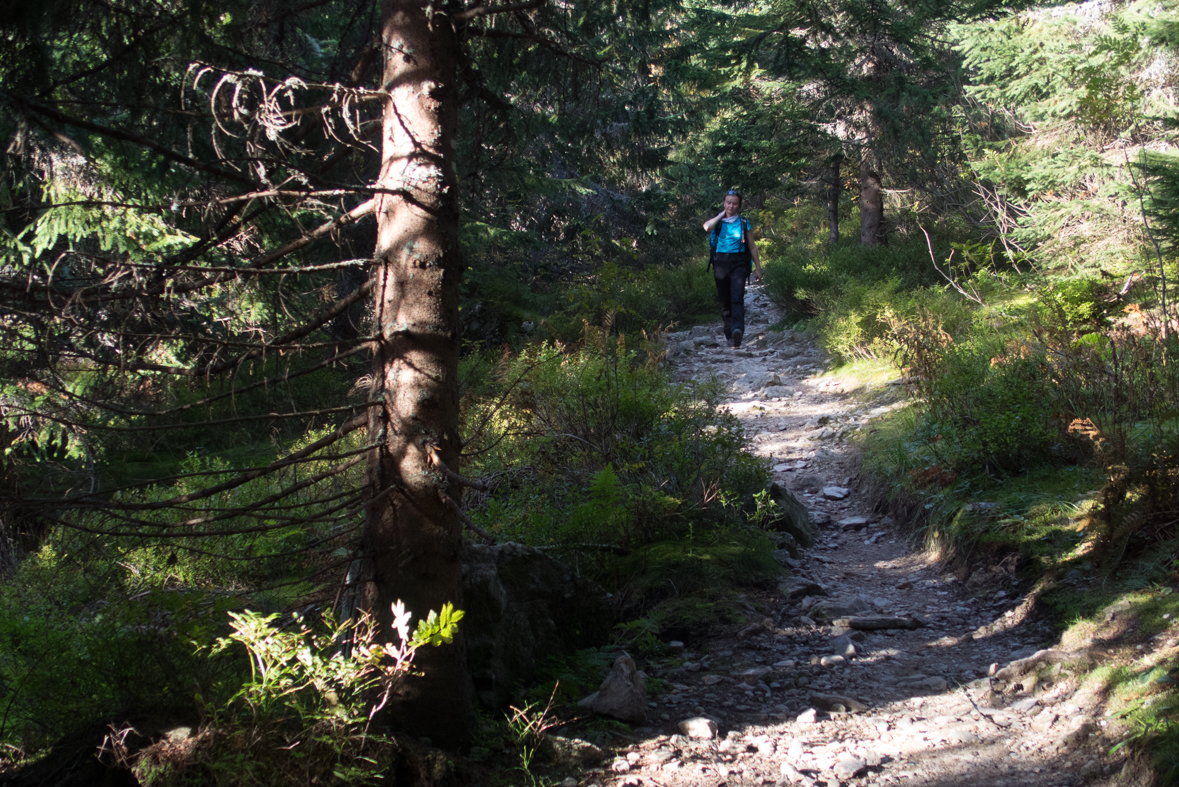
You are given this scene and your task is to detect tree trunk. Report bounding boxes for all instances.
[361,0,473,746]
[859,159,886,247]
[826,155,842,247]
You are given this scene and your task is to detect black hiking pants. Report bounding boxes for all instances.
[712,252,751,338]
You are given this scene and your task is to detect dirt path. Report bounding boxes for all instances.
[579,287,1126,787]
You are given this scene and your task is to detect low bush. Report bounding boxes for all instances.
[762,231,981,360]
[459,259,718,350]
[0,543,239,751]
[917,343,1061,474]
[544,261,717,342]
[466,326,768,549]
[463,325,775,632]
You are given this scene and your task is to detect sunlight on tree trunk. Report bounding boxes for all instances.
[361,0,474,746]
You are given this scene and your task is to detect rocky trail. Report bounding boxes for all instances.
[562,287,1130,787]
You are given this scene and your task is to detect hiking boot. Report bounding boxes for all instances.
[731,329,743,348]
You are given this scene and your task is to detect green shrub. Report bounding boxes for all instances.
[762,249,833,318]
[0,543,239,749]
[460,264,546,347]
[763,233,977,355]
[1038,277,1118,334]
[918,344,1060,474]
[543,260,717,342]
[465,327,770,552]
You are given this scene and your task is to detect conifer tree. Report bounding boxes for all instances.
[0,0,690,744]
[701,0,1019,244]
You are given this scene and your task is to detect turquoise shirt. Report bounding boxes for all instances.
[715,216,750,254]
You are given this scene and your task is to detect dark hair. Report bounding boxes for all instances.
[726,190,743,208]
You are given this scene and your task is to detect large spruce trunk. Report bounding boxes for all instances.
[859,158,886,246]
[826,155,842,247]
[361,0,474,746]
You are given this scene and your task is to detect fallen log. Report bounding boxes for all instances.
[833,615,926,631]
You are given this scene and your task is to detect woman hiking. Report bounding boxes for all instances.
[703,190,763,348]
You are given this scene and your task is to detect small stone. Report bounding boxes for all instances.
[735,667,772,682]
[821,486,850,500]
[610,758,630,773]
[797,708,819,724]
[678,717,719,740]
[808,693,869,712]
[562,779,578,787]
[1010,697,1039,712]
[896,580,913,590]
[1031,709,1059,733]
[833,757,867,779]
[838,516,870,530]
[944,725,978,745]
[810,510,832,526]
[830,634,858,658]
[784,580,828,600]
[668,640,685,653]
[780,762,812,784]
[578,653,647,723]
[819,655,846,668]
[701,674,724,686]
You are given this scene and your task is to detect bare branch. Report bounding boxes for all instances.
[14,402,379,434]
[49,412,369,509]
[453,0,544,23]
[426,444,489,491]
[439,491,496,544]
[920,226,983,305]
[1,88,261,188]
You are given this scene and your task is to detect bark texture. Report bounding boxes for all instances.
[362,0,473,746]
[859,159,886,247]
[826,155,842,247]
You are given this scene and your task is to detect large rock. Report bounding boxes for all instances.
[765,482,816,547]
[542,735,606,766]
[808,595,872,623]
[678,717,719,739]
[768,529,801,557]
[577,653,647,723]
[462,543,612,707]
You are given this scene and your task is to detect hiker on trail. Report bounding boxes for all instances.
[703,190,763,348]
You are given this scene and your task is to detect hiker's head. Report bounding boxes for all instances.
[723,190,742,216]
